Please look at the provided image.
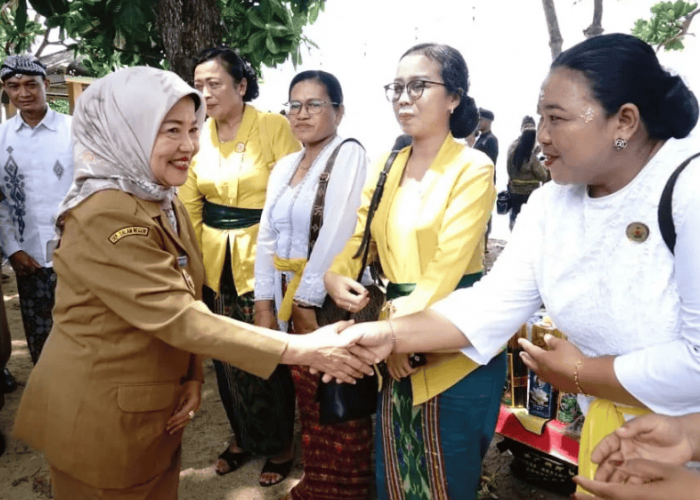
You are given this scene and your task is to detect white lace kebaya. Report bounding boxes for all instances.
[254,135,369,332]
[432,134,700,416]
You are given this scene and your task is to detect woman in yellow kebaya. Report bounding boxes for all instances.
[180,46,300,485]
[325,43,502,500]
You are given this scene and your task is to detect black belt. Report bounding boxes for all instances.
[202,200,262,230]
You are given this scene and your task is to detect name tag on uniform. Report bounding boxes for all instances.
[177,255,188,268]
[109,226,149,244]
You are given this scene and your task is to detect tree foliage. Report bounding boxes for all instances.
[0,0,326,78]
[632,1,699,51]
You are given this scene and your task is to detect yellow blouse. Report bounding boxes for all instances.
[329,133,495,404]
[180,105,300,295]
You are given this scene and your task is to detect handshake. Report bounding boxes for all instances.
[279,320,394,384]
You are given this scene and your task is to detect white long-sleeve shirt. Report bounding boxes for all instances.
[255,136,369,330]
[0,109,73,266]
[432,135,700,416]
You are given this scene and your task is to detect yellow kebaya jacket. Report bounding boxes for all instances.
[329,133,495,404]
[180,105,300,295]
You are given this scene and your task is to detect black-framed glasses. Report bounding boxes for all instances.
[384,80,446,102]
[284,99,338,115]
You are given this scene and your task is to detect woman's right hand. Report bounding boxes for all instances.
[324,271,370,313]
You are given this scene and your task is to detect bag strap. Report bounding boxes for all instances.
[308,138,364,259]
[352,150,399,282]
[658,152,700,254]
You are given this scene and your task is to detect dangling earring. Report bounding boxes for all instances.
[614,138,627,151]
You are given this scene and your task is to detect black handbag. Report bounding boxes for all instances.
[496,189,512,214]
[310,147,399,424]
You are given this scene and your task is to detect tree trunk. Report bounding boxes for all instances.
[155,0,222,83]
[583,0,604,38]
[541,0,563,59]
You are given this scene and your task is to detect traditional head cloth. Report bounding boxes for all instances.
[56,66,205,225]
[479,108,494,121]
[0,55,47,81]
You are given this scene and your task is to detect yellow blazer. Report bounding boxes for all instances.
[329,134,495,404]
[180,105,300,295]
[13,190,286,489]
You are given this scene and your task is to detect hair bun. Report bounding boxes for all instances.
[658,73,698,139]
[452,94,479,138]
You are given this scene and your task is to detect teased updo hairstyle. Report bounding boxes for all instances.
[288,70,343,108]
[401,43,479,138]
[193,46,260,102]
[552,33,698,140]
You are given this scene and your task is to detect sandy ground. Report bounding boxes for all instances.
[0,241,565,499]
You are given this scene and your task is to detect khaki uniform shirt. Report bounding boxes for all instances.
[13,190,286,489]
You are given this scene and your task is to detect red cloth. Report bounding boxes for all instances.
[286,365,373,500]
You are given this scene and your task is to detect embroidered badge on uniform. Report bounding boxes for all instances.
[108,226,149,244]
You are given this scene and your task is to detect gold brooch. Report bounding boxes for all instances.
[626,222,649,243]
[235,142,246,153]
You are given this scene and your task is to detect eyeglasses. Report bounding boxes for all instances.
[284,99,338,115]
[384,80,446,102]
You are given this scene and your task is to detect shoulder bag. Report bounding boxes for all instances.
[310,146,399,424]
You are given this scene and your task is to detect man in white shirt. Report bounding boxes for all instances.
[0,55,73,364]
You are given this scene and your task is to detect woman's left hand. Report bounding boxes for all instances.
[166,380,202,435]
[518,334,586,393]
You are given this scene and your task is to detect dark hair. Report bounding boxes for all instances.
[522,115,536,128]
[552,33,698,140]
[512,129,537,172]
[400,43,478,138]
[288,70,343,107]
[193,46,259,102]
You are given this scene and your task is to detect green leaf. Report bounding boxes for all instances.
[266,33,279,54]
[249,9,265,29]
[16,0,28,34]
[309,2,320,23]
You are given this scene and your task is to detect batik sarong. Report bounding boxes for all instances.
[16,267,56,364]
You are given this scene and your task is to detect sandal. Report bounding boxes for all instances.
[215,448,251,476]
[259,457,294,487]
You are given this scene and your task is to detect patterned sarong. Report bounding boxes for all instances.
[16,267,56,364]
[285,365,373,500]
[206,250,295,457]
[376,352,506,500]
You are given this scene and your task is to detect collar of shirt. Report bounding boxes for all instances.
[14,106,56,132]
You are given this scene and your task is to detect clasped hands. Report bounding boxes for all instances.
[571,413,700,500]
[285,319,394,384]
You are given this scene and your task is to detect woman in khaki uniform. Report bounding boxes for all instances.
[12,67,373,500]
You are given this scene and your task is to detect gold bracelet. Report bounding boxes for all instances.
[387,319,397,354]
[574,358,587,395]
